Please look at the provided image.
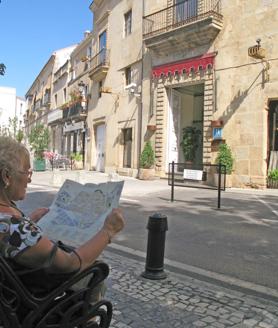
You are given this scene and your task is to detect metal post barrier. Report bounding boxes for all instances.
[141,213,168,280]
[217,163,221,209]
[171,161,175,202]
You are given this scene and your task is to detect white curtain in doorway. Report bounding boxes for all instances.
[166,89,181,170]
[96,124,106,172]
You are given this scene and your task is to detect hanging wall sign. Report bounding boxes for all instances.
[213,127,223,140]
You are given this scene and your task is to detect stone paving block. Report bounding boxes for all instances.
[102,251,278,328]
[212,322,226,328]
[258,322,274,328]
[243,318,260,326]
[193,320,208,327]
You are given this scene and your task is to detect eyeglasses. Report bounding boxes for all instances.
[17,169,33,179]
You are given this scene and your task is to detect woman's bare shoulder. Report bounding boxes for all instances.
[0,205,22,219]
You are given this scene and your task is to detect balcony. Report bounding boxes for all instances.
[48,108,63,124]
[62,101,87,121]
[143,0,223,54]
[88,48,110,81]
[42,93,51,107]
[34,99,42,111]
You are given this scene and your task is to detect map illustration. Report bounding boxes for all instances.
[38,179,124,247]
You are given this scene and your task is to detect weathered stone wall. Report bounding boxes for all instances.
[87,0,143,176]
[213,0,278,187]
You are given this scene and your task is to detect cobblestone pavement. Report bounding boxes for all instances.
[102,250,278,328]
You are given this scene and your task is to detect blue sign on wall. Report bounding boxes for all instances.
[213,127,223,140]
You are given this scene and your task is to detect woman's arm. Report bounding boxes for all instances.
[29,207,49,222]
[75,208,124,270]
[16,208,125,273]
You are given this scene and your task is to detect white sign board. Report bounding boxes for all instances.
[183,169,203,181]
[63,121,84,133]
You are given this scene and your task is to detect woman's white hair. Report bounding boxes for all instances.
[0,136,29,185]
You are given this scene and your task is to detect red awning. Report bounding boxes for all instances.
[152,53,216,78]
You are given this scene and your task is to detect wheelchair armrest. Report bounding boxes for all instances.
[38,260,110,302]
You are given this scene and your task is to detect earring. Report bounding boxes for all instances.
[4,183,9,189]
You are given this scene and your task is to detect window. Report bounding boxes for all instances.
[70,69,76,81]
[174,0,198,24]
[123,128,132,168]
[98,80,103,98]
[63,88,67,103]
[87,46,92,58]
[99,31,107,64]
[125,67,131,86]
[54,94,58,107]
[85,85,89,98]
[124,10,132,36]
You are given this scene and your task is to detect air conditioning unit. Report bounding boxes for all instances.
[124,83,137,93]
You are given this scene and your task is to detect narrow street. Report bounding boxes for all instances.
[18,181,278,299]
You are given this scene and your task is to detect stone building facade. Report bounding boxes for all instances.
[86,0,144,176]
[62,32,92,161]
[142,0,278,188]
[25,46,76,143]
[24,0,278,188]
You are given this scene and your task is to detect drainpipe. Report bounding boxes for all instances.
[138,0,146,171]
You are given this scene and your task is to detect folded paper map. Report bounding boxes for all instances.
[38,179,124,247]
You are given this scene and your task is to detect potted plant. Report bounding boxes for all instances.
[29,124,50,171]
[138,141,155,180]
[215,143,234,188]
[71,152,84,170]
[180,126,201,164]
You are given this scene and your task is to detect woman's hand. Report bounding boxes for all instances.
[29,207,49,222]
[102,208,125,241]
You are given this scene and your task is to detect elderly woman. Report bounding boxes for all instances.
[0,136,124,294]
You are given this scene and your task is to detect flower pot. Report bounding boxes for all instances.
[33,159,46,171]
[138,168,156,180]
[211,120,223,127]
[147,125,157,132]
[212,173,232,188]
[267,179,278,189]
[73,160,84,170]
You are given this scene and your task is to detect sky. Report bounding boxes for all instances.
[0,0,93,98]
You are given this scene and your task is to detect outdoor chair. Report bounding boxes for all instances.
[0,256,112,328]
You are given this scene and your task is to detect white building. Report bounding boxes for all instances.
[0,86,26,135]
[16,96,26,130]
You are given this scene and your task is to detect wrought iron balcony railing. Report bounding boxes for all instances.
[89,48,110,72]
[62,101,87,120]
[143,0,222,38]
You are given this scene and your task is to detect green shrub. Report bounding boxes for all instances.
[215,143,234,174]
[29,124,49,159]
[71,152,83,162]
[139,141,155,169]
[268,169,278,181]
[180,126,201,162]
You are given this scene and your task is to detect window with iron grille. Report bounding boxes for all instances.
[125,67,131,86]
[123,128,132,168]
[98,80,103,98]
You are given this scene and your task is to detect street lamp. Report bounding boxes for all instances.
[78,80,85,95]
[78,80,87,110]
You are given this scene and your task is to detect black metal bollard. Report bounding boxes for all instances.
[141,213,168,280]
